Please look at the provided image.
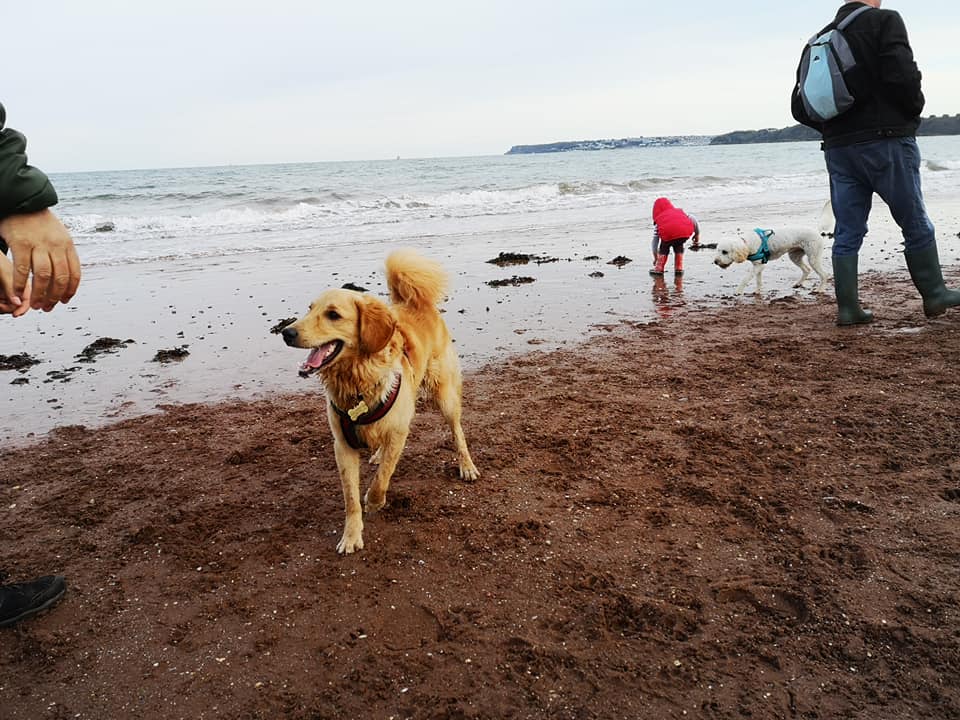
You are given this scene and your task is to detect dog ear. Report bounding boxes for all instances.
[732,240,750,264]
[356,296,396,354]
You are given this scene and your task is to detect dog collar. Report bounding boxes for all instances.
[748,229,775,264]
[330,374,403,450]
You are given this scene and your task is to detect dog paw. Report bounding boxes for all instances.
[336,532,364,555]
[460,463,480,481]
[364,490,387,514]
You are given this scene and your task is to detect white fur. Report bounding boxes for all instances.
[713,227,830,295]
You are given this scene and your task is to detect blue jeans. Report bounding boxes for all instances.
[825,137,936,257]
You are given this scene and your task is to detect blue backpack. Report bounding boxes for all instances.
[797,6,873,123]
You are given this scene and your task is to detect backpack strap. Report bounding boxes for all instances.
[809,4,873,43]
[836,5,873,31]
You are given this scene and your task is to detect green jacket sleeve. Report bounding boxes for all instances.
[0,103,60,253]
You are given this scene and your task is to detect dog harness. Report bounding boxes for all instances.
[748,229,775,263]
[330,375,403,450]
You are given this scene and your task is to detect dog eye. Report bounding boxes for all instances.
[722,250,728,255]
[325,310,342,320]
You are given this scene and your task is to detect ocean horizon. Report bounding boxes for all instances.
[45,137,960,270]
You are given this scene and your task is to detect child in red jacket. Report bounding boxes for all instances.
[650,197,700,276]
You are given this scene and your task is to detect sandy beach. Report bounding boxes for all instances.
[3,195,960,717]
[3,262,960,718]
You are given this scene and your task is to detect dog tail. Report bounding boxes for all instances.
[385,249,449,310]
[818,199,835,237]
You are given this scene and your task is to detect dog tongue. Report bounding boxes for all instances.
[300,342,337,373]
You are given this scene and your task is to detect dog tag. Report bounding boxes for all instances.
[347,400,369,421]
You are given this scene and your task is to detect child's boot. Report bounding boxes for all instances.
[674,252,684,276]
[649,254,668,276]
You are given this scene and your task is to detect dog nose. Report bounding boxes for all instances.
[281,326,298,345]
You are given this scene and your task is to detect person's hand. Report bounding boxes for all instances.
[0,209,81,311]
[0,253,32,316]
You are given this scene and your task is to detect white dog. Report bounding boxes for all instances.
[713,227,829,295]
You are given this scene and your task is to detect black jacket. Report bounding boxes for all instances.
[791,3,925,149]
[0,102,59,254]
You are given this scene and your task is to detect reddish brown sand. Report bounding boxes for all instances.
[2,270,960,719]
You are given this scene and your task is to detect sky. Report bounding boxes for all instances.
[4,0,960,172]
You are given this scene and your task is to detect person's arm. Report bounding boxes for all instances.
[877,11,925,118]
[0,104,80,310]
[652,226,660,262]
[0,105,59,225]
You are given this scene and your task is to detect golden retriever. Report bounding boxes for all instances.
[281,249,479,554]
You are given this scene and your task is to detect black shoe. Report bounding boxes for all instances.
[0,576,67,628]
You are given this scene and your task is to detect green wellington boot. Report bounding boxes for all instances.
[832,255,874,326]
[904,244,960,318]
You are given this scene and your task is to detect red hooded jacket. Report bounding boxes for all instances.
[652,197,695,242]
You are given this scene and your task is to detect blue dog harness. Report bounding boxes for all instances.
[748,229,775,263]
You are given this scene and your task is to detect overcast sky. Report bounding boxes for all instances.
[5,1,959,172]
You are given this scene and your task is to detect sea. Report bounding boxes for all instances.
[54,137,960,269]
[4,137,960,440]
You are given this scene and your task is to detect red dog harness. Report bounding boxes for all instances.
[330,375,403,450]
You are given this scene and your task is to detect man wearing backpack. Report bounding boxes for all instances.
[791,1,960,325]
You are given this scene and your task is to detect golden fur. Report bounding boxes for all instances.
[282,249,479,554]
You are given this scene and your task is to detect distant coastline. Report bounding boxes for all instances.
[505,136,711,154]
[507,114,960,154]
